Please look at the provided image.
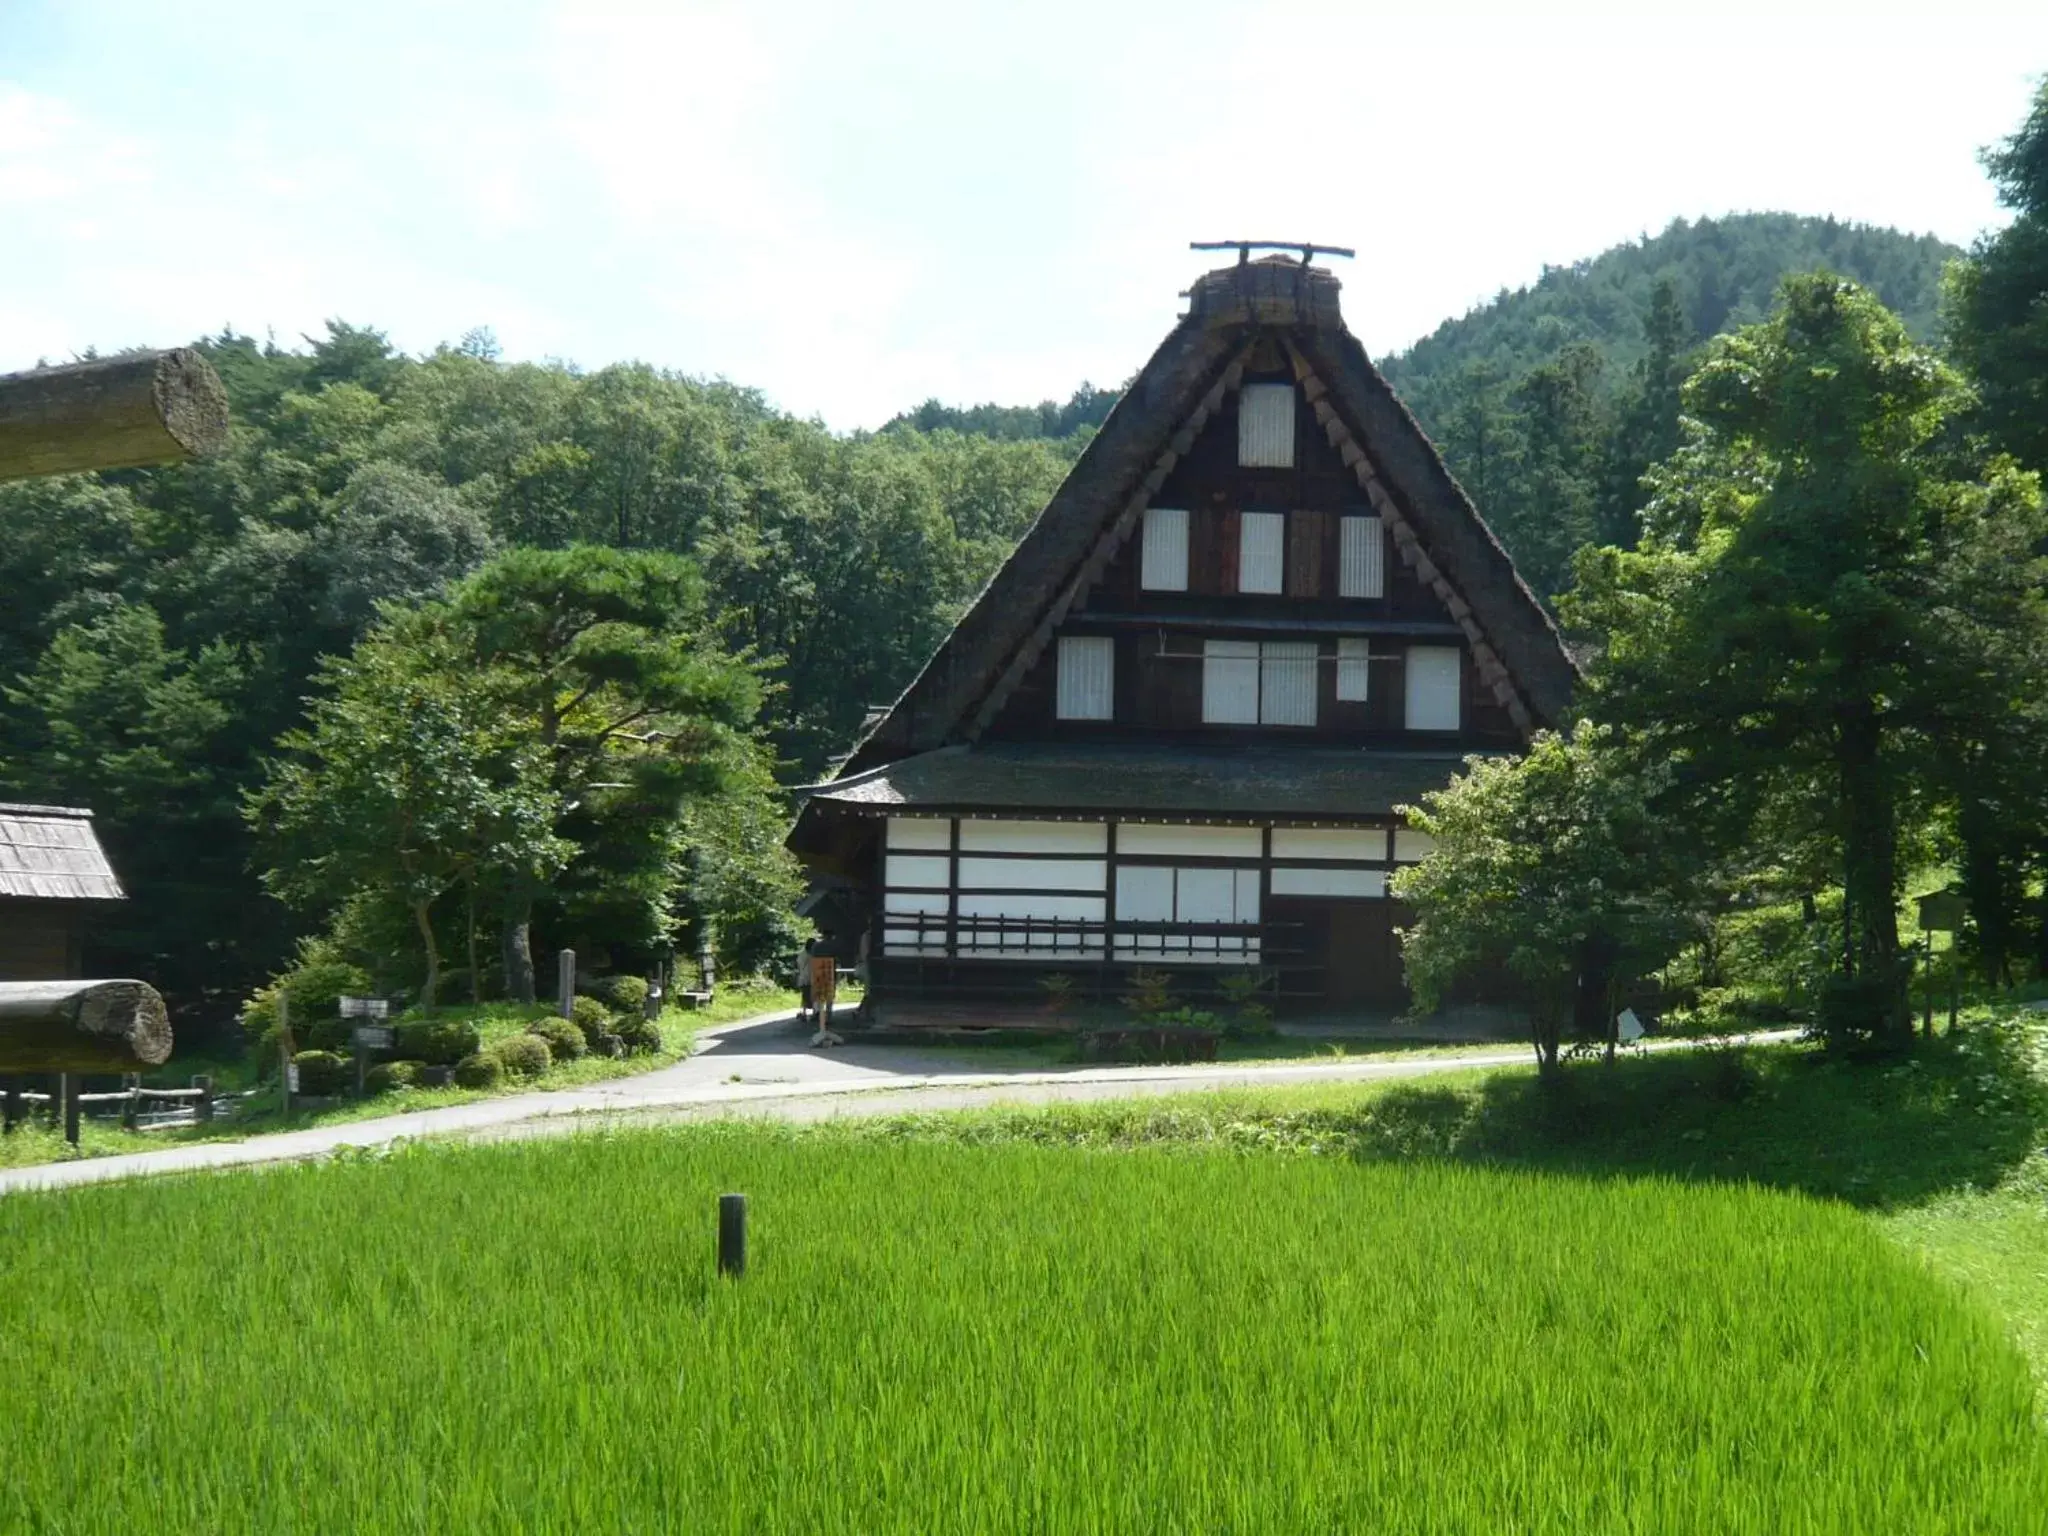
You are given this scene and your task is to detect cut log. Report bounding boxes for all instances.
[0,349,230,482]
[0,980,172,1072]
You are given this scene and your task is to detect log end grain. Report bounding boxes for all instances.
[152,348,231,461]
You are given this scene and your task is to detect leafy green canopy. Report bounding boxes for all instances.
[1394,726,1695,1072]
[1567,275,2048,1039]
[1945,79,2048,473]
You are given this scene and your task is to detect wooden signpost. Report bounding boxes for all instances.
[1916,891,1969,1035]
[807,954,842,1048]
[341,997,393,1096]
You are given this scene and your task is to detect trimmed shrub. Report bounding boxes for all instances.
[591,975,650,1013]
[615,1015,664,1056]
[569,995,615,1050]
[490,1033,552,1080]
[452,1053,503,1090]
[526,1017,587,1063]
[290,1051,350,1096]
[395,1017,482,1066]
[592,1031,625,1059]
[364,1060,425,1094]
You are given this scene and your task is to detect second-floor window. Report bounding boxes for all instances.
[1056,635,1115,720]
[1404,645,1462,731]
[1237,511,1286,594]
[1202,639,1317,726]
[1338,515,1384,598]
[1140,507,1189,591]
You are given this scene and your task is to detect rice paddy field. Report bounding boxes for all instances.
[4,1126,2046,1534]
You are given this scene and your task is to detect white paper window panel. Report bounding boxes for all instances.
[1270,828,1386,861]
[1237,512,1286,594]
[1260,642,1318,727]
[1271,867,1388,898]
[886,816,953,851]
[1115,865,1175,922]
[1056,635,1115,720]
[1336,637,1371,703]
[1202,639,1261,724]
[1116,824,1264,857]
[1140,507,1190,592]
[1173,866,1238,924]
[884,854,951,889]
[956,857,1106,892]
[883,890,950,916]
[955,893,1105,923]
[1339,516,1385,599]
[959,941,1109,960]
[1238,383,1296,467]
[1114,935,1262,965]
[1405,646,1463,732]
[957,819,1107,855]
[884,931,950,955]
[1394,829,1438,863]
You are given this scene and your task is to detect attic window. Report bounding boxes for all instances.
[1339,515,1384,599]
[1239,384,1295,467]
[1336,637,1371,701]
[1237,512,1286,595]
[1404,645,1462,732]
[1056,636,1115,720]
[1140,507,1189,592]
[1203,639,1316,727]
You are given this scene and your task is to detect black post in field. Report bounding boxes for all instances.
[62,1073,80,1146]
[718,1192,748,1278]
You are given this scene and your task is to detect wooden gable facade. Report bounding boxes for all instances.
[788,256,1575,1019]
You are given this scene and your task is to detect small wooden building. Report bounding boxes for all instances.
[0,803,126,981]
[788,256,1576,1018]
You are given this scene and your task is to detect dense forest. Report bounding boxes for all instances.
[3,159,2041,1044]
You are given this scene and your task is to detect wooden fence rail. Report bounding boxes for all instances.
[2,1074,217,1144]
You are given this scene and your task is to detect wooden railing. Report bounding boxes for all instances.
[2,1074,218,1146]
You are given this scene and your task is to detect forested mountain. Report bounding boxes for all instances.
[1378,213,1958,420]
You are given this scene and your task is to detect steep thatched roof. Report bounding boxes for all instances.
[837,257,1575,778]
[0,803,124,902]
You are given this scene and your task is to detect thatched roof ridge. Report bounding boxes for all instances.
[838,260,1575,776]
[0,802,125,902]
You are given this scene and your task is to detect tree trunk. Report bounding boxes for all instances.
[413,900,442,1010]
[0,350,230,481]
[0,980,172,1072]
[501,900,536,1004]
[466,881,481,1006]
[1838,696,1909,1038]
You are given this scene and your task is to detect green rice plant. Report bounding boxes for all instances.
[1,1130,2043,1533]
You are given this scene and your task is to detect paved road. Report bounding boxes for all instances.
[0,1013,1790,1196]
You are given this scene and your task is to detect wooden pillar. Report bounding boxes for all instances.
[557,949,576,1020]
[2,1075,19,1133]
[120,1073,140,1131]
[192,1074,214,1124]
[61,1073,80,1146]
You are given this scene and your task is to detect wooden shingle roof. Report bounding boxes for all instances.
[0,803,125,902]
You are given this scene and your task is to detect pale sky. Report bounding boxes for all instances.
[3,1,2043,429]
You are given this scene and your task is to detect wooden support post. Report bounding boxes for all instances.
[718,1192,748,1278]
[277,990,294,1118]
[62,1073,80,1146]
[120,1073,140,1131]
[0,349,230,482]
[1922,937,1934,1038]
[2,1076,18,1133]
[557,949,576,1021]
[192,1074,214,1123]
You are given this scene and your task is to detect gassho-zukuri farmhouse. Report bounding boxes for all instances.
[788,254,1576,1024]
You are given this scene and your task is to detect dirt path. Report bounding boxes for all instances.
[0,1013,1792,1195]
